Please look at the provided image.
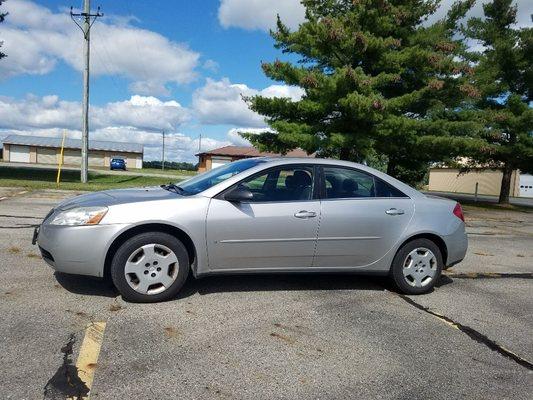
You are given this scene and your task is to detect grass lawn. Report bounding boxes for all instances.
[0,166,182,191]
[128,167,198,176]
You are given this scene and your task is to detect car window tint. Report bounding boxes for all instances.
[374,178,408,198]
[323,166,408,199]
[323,167,375,198]
[240,166,314,202]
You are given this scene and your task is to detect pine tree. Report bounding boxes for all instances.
[243,0,478,185]
[464,0,532,204]
[0,1,7,61]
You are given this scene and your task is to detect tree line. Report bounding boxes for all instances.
[242,0,532,204]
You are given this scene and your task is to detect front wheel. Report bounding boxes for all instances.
[111,232,189,302]
[390,238,443,295]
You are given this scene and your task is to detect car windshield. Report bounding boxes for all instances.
[177,158,266,195]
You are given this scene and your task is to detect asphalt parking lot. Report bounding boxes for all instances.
[1,187,532,399]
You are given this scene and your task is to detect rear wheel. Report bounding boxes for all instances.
[111,232,189,302]
[391,238,443,295]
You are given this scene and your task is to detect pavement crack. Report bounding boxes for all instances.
[0,214,43,219]
[43,333,90,400]
[397,294,533,371]
[0,224,40,229]
[444,272,533,280]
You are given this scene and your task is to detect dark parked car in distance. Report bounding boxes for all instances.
[110,158,126,171]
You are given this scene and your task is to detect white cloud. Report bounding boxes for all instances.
[0,0,200,95]
[226,127,272,147]
[218,0,532,32]
[192,78,304,127]
[0,94,224,162]
[218,0,306,31]
[428,0,532,28]
[0,94,189,132]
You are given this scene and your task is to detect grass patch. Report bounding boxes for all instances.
[0,166,181,191]
[8,246,21,254]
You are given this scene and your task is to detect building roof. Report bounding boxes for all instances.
[197,145,313,158]
[2,134,143,154]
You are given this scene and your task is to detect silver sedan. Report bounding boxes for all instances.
[35,158,467,302]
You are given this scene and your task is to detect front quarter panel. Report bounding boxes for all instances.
[102,196,211,275]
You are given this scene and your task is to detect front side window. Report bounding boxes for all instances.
[239,166,315,202]
[178,158,266,195]
[323,166,407,199]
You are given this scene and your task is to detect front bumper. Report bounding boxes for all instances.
[36,223,129,277]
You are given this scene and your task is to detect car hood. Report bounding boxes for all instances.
[57,186,182,210]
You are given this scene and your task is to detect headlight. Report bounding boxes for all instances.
[50,206,108,226]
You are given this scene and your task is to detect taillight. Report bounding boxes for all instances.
[453,202,464,222]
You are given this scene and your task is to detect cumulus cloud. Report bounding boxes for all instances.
[226,127,273,147]
[192,78,304,127]
[0,94,224,162]
[0,94,189,132]
[428,0,532,27]
[218,0,532,32]
[0,0,200,95]
[218,0,306,31]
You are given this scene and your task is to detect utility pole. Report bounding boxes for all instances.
[70,1,103,183]
[198,134,202,166]
[162,130,166,170]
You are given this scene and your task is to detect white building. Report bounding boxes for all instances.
[2,134,143,169]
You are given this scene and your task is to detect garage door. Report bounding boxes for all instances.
[89,152,105,167]
[63,149,81,166]
[9,145,30,163]
[211,157,231,169]
[37,147,57,164]
[519,174,533,198]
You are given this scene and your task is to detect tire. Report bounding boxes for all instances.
[391,238,443,295]
[111,232,189,302]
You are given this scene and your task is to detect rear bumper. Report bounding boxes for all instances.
[36,223,129,277]
[442,225,468,268]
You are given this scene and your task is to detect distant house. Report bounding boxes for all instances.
[196,145,314,172]
[428,167,533,198]
[1,134,144,169]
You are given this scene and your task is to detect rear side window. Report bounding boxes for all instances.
[322,166,407,199]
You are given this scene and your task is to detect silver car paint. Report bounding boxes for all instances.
[36,158,467,278]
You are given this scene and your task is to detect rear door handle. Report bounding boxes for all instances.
[294,210,317,219]
[386,208,405,216]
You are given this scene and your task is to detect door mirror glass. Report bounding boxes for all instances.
[224,185,254,202]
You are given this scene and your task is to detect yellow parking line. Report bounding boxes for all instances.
[69,321,106,400]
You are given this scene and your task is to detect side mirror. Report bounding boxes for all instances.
[224,185,253,202]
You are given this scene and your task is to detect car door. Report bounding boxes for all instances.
[206,165,320,271]
[314,166,414,268]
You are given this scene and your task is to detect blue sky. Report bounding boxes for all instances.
[0,0,531,162]
[0,0,307,161]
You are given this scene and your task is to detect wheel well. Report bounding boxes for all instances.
[398,233,448,265]
[103,223,197,280]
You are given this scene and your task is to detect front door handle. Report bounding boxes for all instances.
[294,210,317,219]
[386,208,405,216]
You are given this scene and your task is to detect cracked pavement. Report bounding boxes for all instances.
[0,188,532,399]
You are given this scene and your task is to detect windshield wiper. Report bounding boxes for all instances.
[161,183,186,195]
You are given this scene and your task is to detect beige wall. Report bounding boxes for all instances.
[2,144,142,168]
[428,168,520,197]
[3,144,10,161]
